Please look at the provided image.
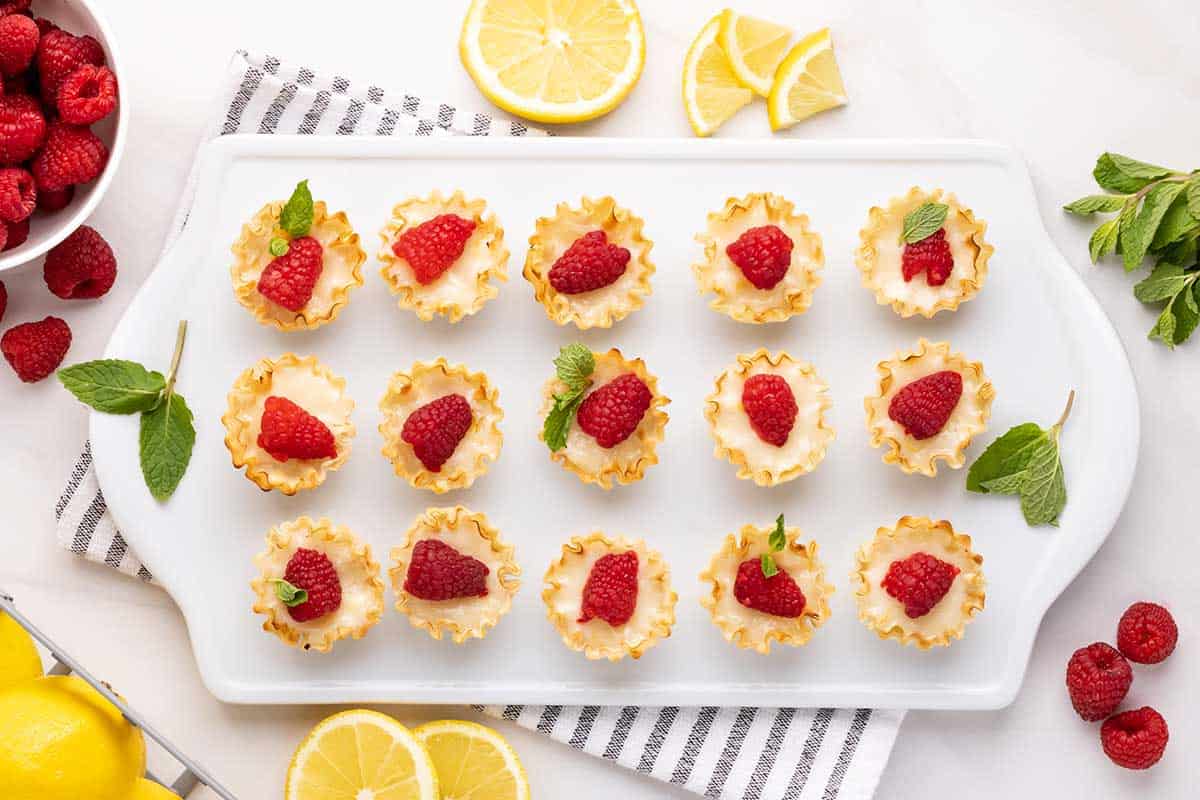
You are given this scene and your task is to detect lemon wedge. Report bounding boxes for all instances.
[682,14,755,137]
[414,720,530,800]
[459,0,645,124]
[0,610,42,690]
[285,710,439,800]
[130,778,181,799]
[717,9,792,97]
[767,28,848,131]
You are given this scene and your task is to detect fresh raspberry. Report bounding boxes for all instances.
[578,550,638,626]
[0,1,31,15]
[281,548,341,623]
[36,28,105,105]
[393,213,476,285]
[400,393,473,473]
[576,373,651,448]
[257,396,337,462]
[725,224,794,290]
[0,166,34,221]
[1,315,70,382]
[3,216,28,250]
[37,184,73,212]
[32,17,56,36]
[547,229,631,294]
[1065,642,1133,722]
[741,373,798,446]
[734,558,807,617]
[0,14,38,78]
[31,122,109,191]
[882,552,960,619]
[888,370,963,440]
[55,64,117,125]
[256,235,323,311]
[901,227,954,286]
[0,217,6,251]
[0,93,45,166]
[0,280,6,324]
[1101,707,1168,770]
[1117,602,1178,664]
[43,225,117,299]
[404,539,490,601]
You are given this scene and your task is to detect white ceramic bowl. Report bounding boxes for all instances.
[0,0,127,273]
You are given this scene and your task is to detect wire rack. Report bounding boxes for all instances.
[0,591,237,799]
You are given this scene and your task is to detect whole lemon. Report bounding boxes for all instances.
[0,611,42,690]
[0,675,146,800]
[130,778,182,799]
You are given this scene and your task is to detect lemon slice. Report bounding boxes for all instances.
[414,720,530,800]
[682,14,755,137]
[285,710,439,800]
[459,0,645,124]
[767,28,848,131]
[0,610,42,690]
[717,9,793,97]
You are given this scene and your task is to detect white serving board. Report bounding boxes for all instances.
[92,136,1138,708]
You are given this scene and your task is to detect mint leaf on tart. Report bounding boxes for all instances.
[899,202,948,244]
[58,359,166,414]
[271,578,308,607]
[760,514,787,577]
[543,343,595,452]
[278,179,314,238]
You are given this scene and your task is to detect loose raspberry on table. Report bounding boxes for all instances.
[256,235,323,311]
[37,184,73,212]
[257,396,338,463]
[31,122,108,191]
[3,217,28,251]
[579,550,639,626]
[548,229,631,294]
[888,370,963,440]
[56,64,118,125]
[1101,707,1168,770]
[0,14,38,78]
[901,227,954,286]
[734,558,807,617]
[401,393,473,473]
[394,213,476,285]
[881,552,960,619]
[36,28,105,105]
[1117,601,1177,664]
[1065,642,1132,722]
[404,539,490,601]
[281,547,341,623]
[1,315,71,382]
[576,372,651,449]
[742,373,798,447]
[725,224,794,290]
[0,166,35,222]
[43,225,117,299]
[0,93,46,166]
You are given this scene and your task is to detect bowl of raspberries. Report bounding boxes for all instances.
[0,0,124,271]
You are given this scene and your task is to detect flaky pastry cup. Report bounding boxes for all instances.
[543,533,677,661]
[523,195,654,329]
[251,516,385,653]
[222,354,354,495]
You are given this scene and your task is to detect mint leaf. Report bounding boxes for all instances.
[1150,193,1198,251]
[269,237,290,257]
[278,179,313,238]
[271,579,308,607]
[966,422,1045,492]
[979,472,1029,495]
[553,343,595,391]
[139,392,195,500]
[768,514,786,552]
[543,390,584,452]
[1156,235,1198,269]
[1149,303,1177,346]
[58,360,165,414]
[1187,174,1200,219]
[1152,283,1200,347]
[1124,182,1186,270]
[1089,218,1120,263]
[1019,438,1067,526]
[760,552,779,578]
[1134,263,1196,303]
[900,202,948,244]
[1064,194,1128,215]
[543,344,597,451]
[1094,153,1175,193]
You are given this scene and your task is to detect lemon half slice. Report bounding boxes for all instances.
[459,0,645,124]
[717,9,792,97]
[767,28,848,131]
[414,720,530,800]
[682,14,755,137]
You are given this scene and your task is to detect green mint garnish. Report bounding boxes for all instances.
[900,202,948,244]
[760,553,779,578]
[271,579,308,607]
[760,514,787,577]
[269,237,290,257]
[278,179,314,238]
[543,344,595,452]
[58,360,166,414]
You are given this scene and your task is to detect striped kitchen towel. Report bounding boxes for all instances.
[55,50,903,800]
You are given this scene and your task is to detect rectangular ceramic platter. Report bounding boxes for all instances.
[93,137,1138,708]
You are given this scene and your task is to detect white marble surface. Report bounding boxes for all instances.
[0,1,1195,797]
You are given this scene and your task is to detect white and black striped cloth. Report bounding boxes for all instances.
[56,51,903,800]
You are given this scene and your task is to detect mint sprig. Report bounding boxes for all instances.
[542,344,595,452]
[270,179,314,257]
[760,514,787,577]
[900,202,948,244]
[270,578,308,607]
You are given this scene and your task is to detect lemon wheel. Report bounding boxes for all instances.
[767,28,848,131]
[414,720,530,800]
[717,9,792,97]
[682,14,755,137]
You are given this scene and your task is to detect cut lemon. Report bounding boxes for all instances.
[767,28,848,131]
[285,710,439,800]
[459,0,645,124]
[414,720,530,800]
[717,9,793,97]
[682,14,754,137]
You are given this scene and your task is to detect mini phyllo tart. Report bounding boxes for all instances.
[851,516,985,649]
[231,179,366,331]
[378,190,508,322]
[378,359,503,494]
[539,344,669,489]
[523,195,654,329]
[222,354,354,495]
[865,339,993,477]
[251,516,385,652]
[700,515,834,654]
[693,192,824,323]
[855,187,993,318]
[389,506,520,643]
[543,533,677,661]
[705,349,834,486]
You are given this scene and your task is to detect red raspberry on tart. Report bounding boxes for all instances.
[733,558,806,617]
[741,373,798,446]
[1065,642,1132,722]
[887,370,962,440]
[278,547,342,623]
[578,550,638,626]
[1101,707,1169,770]
[257,396,338,462]
[401,394,473,472]
[394,213,477,285]
[403,539,490,601]
[881,552,960,619]
[547,229,631,294]
[575,373,652,449]
[1116,601,1177,664]
[725,224,793,290]
[256,235,324,312]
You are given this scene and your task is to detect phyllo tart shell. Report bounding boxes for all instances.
[523,195,654,329]
[389,506,520,643]
[705,349,834,486]
[543,533,677,661]
[850,516,986,649]
[251,516,385,653]
[865,339,993,477]
[378,359,503,494]
[222,353,354,495]
[378,190,509,322]
[693,192,824,323]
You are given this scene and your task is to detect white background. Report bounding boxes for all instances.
[0,1,1195,797]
